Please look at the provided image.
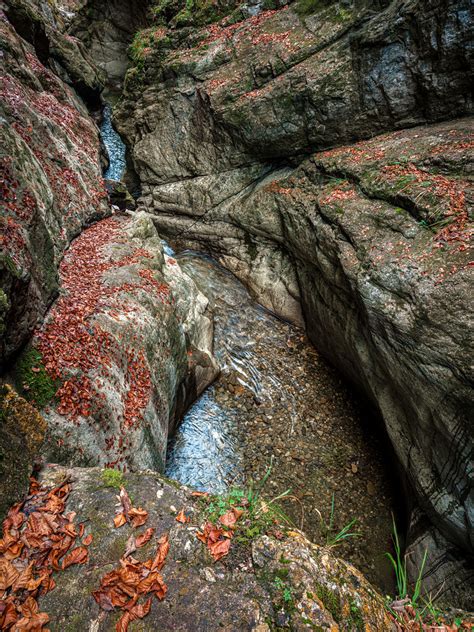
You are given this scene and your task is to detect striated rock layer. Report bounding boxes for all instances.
[114,0,474,604]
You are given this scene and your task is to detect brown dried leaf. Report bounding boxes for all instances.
[114,513,127,529]
[62,545,88,569]
[208,538,231,562]
[136,528,155,549]
[128,508,148,529]
[175,509,187,524]
[151,534,169,571]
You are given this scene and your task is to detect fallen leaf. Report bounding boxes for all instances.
[62,545,88,569]
[83,534,93,546]
[119,487,132,518]
[128,508,148,528]
[208,538,231,561]
[175,509,187,524]
[136,528,155,548]
[114,513,127,529]
[116,610,131,632]
[151,534,169,571]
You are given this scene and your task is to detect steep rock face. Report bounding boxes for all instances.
[34,465,395,631]
[114,0,474,604]
[0,385,47,520]
[62,0,150,94]
[17,212,218,472]
[0,0,109,367]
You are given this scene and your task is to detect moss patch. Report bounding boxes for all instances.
[101,468,125,489]
[14,347,59,409]
[315,584,342,623]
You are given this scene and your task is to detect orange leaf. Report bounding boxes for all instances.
[219,510,238,528]
[128,508,148,528]
[12,563,33,591]
[83,534,93,546]
[62,545,88,569]
[151,534,169,571]
[128,597,152,619]
[208,538,231,561]
[175,509,187,524]
[0,601,18,628]
[116,610,131,632]
[136,528,155,548]
[114,513,127,528]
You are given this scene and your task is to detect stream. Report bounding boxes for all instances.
[101,106,396,593]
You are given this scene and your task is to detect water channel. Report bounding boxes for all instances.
[100,105,397,593]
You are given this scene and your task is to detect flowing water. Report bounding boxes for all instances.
[101,105,126,181]
[101,105,397,592]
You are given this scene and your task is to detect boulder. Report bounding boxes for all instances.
[0,384,47,520]
[13,212,218,471]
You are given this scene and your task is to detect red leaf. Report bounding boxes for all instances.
[208,538,231,562]
[175,509,187,524]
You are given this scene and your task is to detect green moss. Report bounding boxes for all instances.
[101,468,125,489]
[295,0,331,17]
[349,599,364,631]
[14,347,59,409]
[315,584,342,623]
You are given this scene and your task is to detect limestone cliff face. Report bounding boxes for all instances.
[0,0,108,367]
[114,0,474,604]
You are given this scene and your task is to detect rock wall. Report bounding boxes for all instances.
[62,0,151,94]
[114,0,474,605]
[0,0,109,367]
[0,384,47,519]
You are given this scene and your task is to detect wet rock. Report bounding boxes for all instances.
[104,180,136,210]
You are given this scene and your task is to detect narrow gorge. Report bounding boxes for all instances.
[0,0,472,630]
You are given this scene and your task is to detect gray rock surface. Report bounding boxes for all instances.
[36,464,395,631]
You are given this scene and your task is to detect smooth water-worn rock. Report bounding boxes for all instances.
[36,464,395,631]
[114,0,474,604]
[0,1,108,366]
[16,212,217,471]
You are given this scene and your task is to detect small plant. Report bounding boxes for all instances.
[385,514,408,599]
[101,468,125,489]
[318,493,360,547]
[202,458,292,542]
